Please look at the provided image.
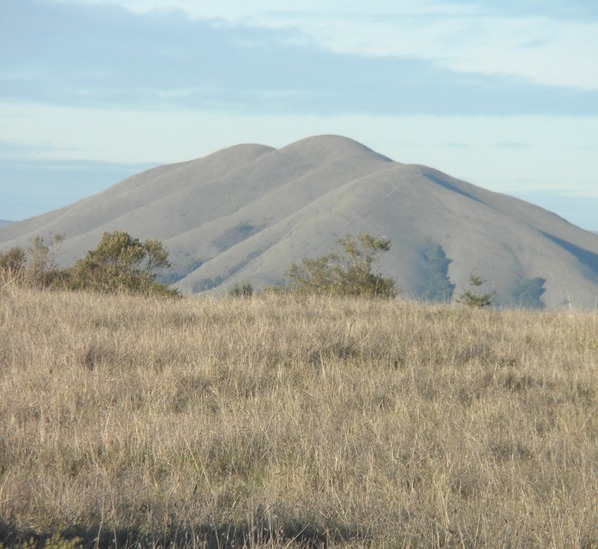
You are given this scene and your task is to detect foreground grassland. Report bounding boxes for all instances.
[0,287,596,548]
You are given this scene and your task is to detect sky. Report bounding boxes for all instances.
[1,0,597,230]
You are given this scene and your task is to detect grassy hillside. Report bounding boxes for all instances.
[0,287,596,547]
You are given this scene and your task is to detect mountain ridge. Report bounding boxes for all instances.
[1,135,597,308]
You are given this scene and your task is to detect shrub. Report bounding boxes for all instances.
[286,233,397,298]
[25,235,66,288]
[0,246,26,285]
[0,235,66,289]
[70,231,178,296]
[229,282,254,298]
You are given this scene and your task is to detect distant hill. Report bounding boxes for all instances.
[0,220,12,227]
[1,135,597,308]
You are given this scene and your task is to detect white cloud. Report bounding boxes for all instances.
[254,13,598,91]
[48,0,598,90]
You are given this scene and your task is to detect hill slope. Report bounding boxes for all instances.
[1,135,597,308]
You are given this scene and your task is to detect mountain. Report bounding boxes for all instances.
[1,135,597,308]
[0,220,12,227]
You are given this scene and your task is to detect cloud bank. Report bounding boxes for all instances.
[2,0,597,115]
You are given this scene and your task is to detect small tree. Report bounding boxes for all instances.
[0,235,66,289]
[457,274,495,308]
[71,231,178,296]
[286,233,396,298]
[26,234,65,288]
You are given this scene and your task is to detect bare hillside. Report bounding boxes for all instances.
[1,135,597,307]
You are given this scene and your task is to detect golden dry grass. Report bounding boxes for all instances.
[0,286,596,547]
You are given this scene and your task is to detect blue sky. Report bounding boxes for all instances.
[1,0,597,229]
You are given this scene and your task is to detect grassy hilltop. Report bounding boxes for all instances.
[0,287,596,547]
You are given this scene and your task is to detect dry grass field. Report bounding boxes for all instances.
[0,285,596,547]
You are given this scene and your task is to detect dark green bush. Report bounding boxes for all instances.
[286,233,396,298]
[228,282,254,298]
[457,274,495,308]
[71,231,179,296]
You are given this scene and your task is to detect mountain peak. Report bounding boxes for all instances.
[277,135,394,165]
[200,142,276,164]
